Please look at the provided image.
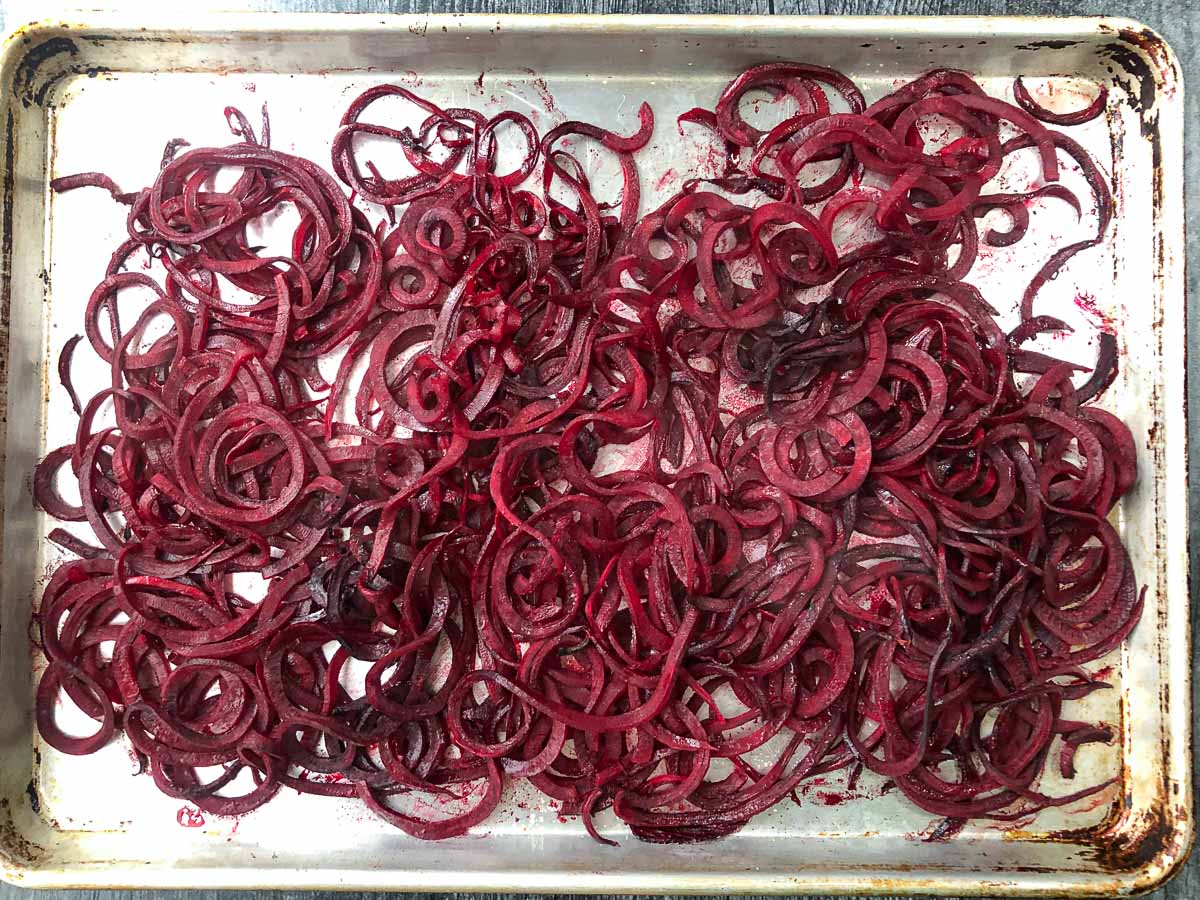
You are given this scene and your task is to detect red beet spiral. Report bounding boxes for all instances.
[36,65,1134,843]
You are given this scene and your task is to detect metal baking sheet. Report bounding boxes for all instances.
[0,12,1187,896]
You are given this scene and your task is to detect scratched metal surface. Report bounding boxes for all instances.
[0,0,1193,898]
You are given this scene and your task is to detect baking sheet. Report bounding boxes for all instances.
[0,13,1188,896]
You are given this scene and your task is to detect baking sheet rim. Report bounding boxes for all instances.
[0,11,1189,896]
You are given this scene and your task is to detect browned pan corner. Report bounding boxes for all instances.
[0,799,46,885]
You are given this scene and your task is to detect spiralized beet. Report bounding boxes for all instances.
[35,65,1136,843]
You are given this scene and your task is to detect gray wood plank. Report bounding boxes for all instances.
[0,0,1194,899]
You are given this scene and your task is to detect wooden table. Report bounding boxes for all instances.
[0,0,1194,898]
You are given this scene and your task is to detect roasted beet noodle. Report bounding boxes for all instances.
[35,65,1136,843]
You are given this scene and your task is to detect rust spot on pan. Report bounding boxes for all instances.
[921,816,967,843]
[1006,804,1189,881]
[1148,123,1166,292]
[0,109,16,496]
[1088,803,1191,876]
[0,797,46,868]
[1098,26,1177,143]
[12,36,77,108]
[1026,747,1190,881]
[22,783,38,817]
[7,26,115,112]
[1099,41,1154,118]
[1014,39,1081,51]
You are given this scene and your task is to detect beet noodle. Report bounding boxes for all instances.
[35,66,1134,843]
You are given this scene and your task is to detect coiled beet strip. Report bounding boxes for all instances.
[1013,76,1109,126]
[35,65,1136,843]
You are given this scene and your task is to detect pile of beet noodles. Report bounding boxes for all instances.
[34,65,1138,843]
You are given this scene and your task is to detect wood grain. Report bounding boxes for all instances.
[0,1,1194,898]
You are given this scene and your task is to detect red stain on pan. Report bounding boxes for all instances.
[1074,291,1116,333]
[177,806,206,828]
